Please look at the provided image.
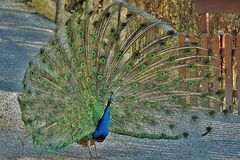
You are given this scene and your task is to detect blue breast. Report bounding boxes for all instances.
[92,104,111,139]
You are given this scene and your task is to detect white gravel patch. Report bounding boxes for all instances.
[0,91,24,128]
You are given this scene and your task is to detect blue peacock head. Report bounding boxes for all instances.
[108,91,114,105]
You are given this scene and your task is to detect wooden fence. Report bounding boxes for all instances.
[179,34,240,115]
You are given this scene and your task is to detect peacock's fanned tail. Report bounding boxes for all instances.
[18,0,223,151]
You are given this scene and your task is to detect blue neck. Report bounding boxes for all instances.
[92,102,111,139]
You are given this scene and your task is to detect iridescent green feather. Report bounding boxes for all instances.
[19,1,223,151]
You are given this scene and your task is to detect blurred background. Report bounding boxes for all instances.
[26,0,240,36]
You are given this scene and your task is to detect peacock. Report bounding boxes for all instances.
[18,0,224,158]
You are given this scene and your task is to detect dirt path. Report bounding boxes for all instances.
[0,1,55,92]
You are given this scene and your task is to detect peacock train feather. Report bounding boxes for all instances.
[18,0,223,151]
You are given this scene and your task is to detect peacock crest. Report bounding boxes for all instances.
[18,0,223,151]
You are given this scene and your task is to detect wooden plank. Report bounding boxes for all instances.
[212,35,221,111]
[178,35,187,106]
[200,13,209,34]
[195,0,240,14]
[200,34,210,108]
[236,35,240,115]
[188,35,198,107]
[224,34,233,112]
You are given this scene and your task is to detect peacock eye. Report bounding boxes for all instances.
[97,75,103,81]
[126,13,133,18]
[171,95,177,101]
[88,10,94,15]
[127,65,132,71]
[78,72,83,79]
[27,90,31,95]
[92,67,97,73]
[105,12,111,18]
[114,34,119,40]
[110,28,115,33]
[100,58,106,65]
[159,85,165,91]
[187,82,194,87]
[121,22,127,27]
[86,77,92,84]
[93,21,98,26]
[81,62,86,68]
[65,75,70,81]
[202,59,210,65]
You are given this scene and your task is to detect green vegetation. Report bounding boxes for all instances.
[209,110,216,118]
[201,126,212,136]
[191,115,199,122]
[223,109,229,115]
[182,132,189,138]
[126,0,240,35]
[169,124,176,130]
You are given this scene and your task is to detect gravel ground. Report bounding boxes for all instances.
[1,1,240,160]
[1,127,240,160]
[1,90,240,160]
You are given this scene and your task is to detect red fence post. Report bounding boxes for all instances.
[212,35,221,111]
[236,35,240,114]
[224,34,233,112]
[200,34,210,107]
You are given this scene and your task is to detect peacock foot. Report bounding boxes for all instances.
[96,153,100,158]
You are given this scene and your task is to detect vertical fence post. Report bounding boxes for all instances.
[200,34,210,107]
[236,35,240,114]
[212,35,221,111]
[179,35,187,106]
[224,34,233,112]
[188,35,198,107]
[200,13,209,34]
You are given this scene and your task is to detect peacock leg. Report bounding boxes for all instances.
[94,142,100,157]
[87,140,93,157]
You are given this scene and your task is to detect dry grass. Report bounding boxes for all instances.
[27,0,71,23]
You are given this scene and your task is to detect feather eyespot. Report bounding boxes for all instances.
[97,75,103,81]
[93,21,98,26]
[91,85,96,91]
[110,28,115,33]
[126,13,133,18]
[92,67,97,73]
[78,72,83,79]
[86,77,92,84]
[81,62,86,68]
[105,12,111,18]
[121,22,127,27]
[100,57,106,65]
